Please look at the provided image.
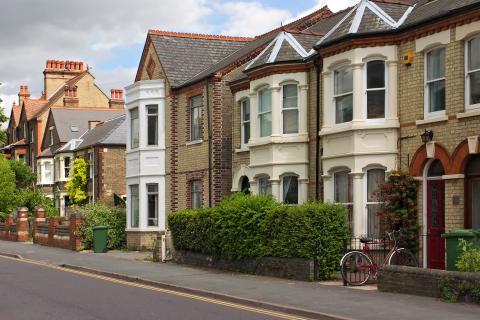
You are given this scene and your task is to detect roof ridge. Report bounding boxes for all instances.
[148,30,253,42]
[50,106,124,111]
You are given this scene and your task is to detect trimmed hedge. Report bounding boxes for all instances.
[169,194,349,279]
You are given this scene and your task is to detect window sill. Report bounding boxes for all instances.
[415,115,448,126]
[457,108,480,119]
[186,140,203,146]
[235,147,249,153]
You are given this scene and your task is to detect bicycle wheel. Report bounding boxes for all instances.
[341,251,372,286]
[387,248,418,267]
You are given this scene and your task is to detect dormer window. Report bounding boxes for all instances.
[282,84,298,134]
[425,47,446,116]
[366,61,386,119]
[467,37,480,108]
[258,89,272,137]
[334,66,353,124]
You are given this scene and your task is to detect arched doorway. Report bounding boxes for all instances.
[426,159,445,269]
[240,176,250,194]
[466,155,480,229]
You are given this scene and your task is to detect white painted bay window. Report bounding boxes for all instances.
[366,60,386,119]
[334,67,353,124]
[425,48,446,116]
[241,99,250,146]
[130,108,139,149]
[147,105,158,146]
[282,84,299,134]
[467,37,480,108]
[130,185,139,228]
[147,184,158,226]
[64,157,71,179]
[366,169,385,237]
[44,161,53,183]
[258,89,272,137]
[282,175,298,204]
[190,96,202,141]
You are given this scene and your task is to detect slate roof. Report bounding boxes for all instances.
[148,31,250,88]
[75,114,126,150]
[49,108,125,143]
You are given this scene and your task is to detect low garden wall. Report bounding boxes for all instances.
[173,250,315,281]
[32,209,82,251]
[378,265,480,304]
[0,208,30,242]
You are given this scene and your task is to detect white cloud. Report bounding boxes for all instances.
[216,2,292,37]
[288,0,359,24]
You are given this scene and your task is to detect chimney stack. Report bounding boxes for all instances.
[63,85,79,107]
[18,85,31,105]
[44,59,85,98]
[109,89,125,109]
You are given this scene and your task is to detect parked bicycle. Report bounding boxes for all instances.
[340,231,418,286]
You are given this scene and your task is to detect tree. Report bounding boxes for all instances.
[66,158,88,206]
[0,155,17,214]
[0,97,8,147]
[16,188,57,217]
[9,159,36,189]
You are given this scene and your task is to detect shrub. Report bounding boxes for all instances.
[77,203,126,250]
[66,158,88,206]
[9,159,36,189]
[16,188,58,217]
[169,194,349,279]
[456,239,480,272]
[0,155,17,214]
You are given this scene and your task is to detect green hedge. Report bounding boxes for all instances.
[169,194,349,279]
[76,203,126,250]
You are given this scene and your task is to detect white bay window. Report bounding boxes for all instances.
[366,61,386,119]
[366,169,385,237]
[258,89,272,137]
[334,67,353,124]
[467,37,480,108]
[282,84,298,134]
[241,99,250,146]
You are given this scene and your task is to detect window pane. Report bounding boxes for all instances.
[470,71,480,105]
[147,106,158,146]
[469,37,480,71]
[260,113,272,137]
[259,177,271,195]
[283,84,298,109]
[471,180,480,229]
[367,203,384,237]
[130,109,139,148]
[428,80,446,112]
[130,185,139,228]
[367,90,385,119]
[244,122,250,144]
[259,90,272,113]
[242,100,250,122]
[335,67,353,95]
[283,176,298,204]
[147,184,158,227]
[334,171,351,203]
[335,94,353,124]
[427,48,445,80]
[367,169,385,202]
[190,97,202,141]
[283,109,298,134]
[191,180,202,209]
[367,61,385,89]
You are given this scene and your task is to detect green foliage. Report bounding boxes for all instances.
[378,171,419,251]
[16,188,57,217]
[0,155,17,214]
[169,194,349,279]
[456,239,480,272]
[77,203,126,250]
[0,100,8,146]
[439,278,480,303]
[9,159,37,189]
[66,158,88,206]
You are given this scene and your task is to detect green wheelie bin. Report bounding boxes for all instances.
[441,229,480,271]
[93,226,108,253]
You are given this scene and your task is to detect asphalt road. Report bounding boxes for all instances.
[0,256,304,320]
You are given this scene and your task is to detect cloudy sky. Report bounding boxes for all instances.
[0,0,358,119]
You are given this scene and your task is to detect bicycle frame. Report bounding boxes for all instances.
[360,240,397,278]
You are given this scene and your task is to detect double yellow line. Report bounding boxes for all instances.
[0,255,308,320]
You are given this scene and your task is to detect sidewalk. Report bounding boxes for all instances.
[1,240,478,320]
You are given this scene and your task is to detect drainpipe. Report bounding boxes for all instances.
[92,148,95,203]
[314,58,323,201]
[205,78,212,207]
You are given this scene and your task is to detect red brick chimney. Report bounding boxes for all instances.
[109,89,125,109]
[18,85,31,105]
[63,85,79,107]
[44,59,85,98]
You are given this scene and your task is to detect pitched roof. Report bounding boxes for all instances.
[75,114,126,150]
[11,103,21,126]
[49,108,125,143]
[43,71,88,109]
[23,98,48,120]
[177,7,332,88]
[245,31,321,71]
[147,31,251,87]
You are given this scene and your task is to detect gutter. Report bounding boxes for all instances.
[205,78,213,207]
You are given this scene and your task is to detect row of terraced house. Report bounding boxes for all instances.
[125,0,480,271]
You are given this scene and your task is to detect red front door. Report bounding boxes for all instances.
[427,180,445,269]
